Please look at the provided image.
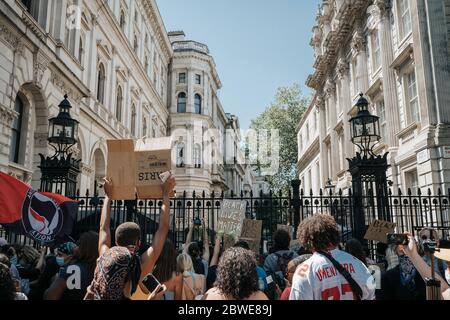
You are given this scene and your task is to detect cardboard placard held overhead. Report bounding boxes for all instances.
[217,199,246,238]
[106,137,172,200]
[135,137,172,199]
[240,219,262,253]
[106,139,136,200]
[364,219,396,243]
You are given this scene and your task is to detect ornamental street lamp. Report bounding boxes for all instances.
[347,93,390,243]
[39,95,81,198]
[349,93,381,157]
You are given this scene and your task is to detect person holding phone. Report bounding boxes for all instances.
[133,239,182,300]
[399,233,450,300]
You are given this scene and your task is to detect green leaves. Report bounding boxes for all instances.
[249,84,308,193]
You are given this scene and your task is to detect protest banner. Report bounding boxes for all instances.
[216,199,247,237]
[240,219,262,253]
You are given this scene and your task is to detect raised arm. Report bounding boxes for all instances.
[402,234,450,298]
[183,224,194,254]
[202,219,210,263]
[36,246,47,273]
[140,174,176,281]
[98,177,113,256]
[209,237,222,267]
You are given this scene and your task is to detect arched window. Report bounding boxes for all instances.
[78,36,84,64]
[10,95,24,164]
[116,86,123,122]
[177,92,186,113]
[119,10,126,32]
[194,94,202,114]
[97,63,105,104]
[194,144,202,168]
[130,104,136,136]
[176,143,185,167]
[143,117,147,137]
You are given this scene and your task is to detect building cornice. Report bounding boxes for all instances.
[307,0,370,90]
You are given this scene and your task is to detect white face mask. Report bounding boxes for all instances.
[445,269,450,285]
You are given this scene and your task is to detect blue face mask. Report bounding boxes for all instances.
[10,256,18,266]
[56,256,65,267]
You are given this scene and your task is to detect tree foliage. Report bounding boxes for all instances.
[249,84,308,193]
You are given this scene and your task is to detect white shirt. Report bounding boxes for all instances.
[289,249,376,300]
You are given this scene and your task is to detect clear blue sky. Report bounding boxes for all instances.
[156,0,320,129]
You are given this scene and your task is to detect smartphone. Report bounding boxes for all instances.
[142,274,163,293]
[387,233,408,245]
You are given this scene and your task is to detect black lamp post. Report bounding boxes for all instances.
[39,95,81,198]
[347,94,390,243]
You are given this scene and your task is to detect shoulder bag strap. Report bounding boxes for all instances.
[317,251,363,300]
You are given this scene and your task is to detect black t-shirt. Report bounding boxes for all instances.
[59,262,94,300]
[206,265,218,290]
[378,265,426,300]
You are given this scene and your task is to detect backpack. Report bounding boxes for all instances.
[273,251,293,290]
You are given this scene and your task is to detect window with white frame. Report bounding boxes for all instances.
[130,104,136,136]
[305,122,310,144]
[119,10,126,33]
[372,30,381,71]
[143,117,147,137]
[179,72,186,83]
[97,63,106,104]
[405,70,420,124]
[338,132,344,171]
[116,86,123,122]
[404,169,418,194]
[298,133,303,153]
[194,144,201,168]
[397,0,412,40]
[176,143,185,167]
[377,100,387,140]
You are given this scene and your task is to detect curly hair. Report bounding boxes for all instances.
[297,214,340,251]
[214,247,258,300]
[0,262,16,300]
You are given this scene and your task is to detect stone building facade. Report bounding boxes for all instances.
[297,0,450,194]
[0,0,252,196]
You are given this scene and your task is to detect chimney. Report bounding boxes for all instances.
[168,30,186,43]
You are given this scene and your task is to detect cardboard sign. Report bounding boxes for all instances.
[135,137,172,199]
[364,219,396,243]
[240,219,262,253]
[217,200,246,237]
[277,224,294,236]
[106,137,172,200]
[106,139,136,200]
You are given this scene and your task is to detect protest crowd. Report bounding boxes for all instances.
[1,174,450,301]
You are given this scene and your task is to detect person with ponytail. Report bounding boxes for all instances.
[176,253,205,300]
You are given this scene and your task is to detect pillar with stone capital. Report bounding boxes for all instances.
[351,25,369,96]
[325,79,339,179]
[372,0,401,148]
[317,94,329,188]
[337,58,354,161]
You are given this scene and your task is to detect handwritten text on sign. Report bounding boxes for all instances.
[217,200,246,237]
[364,219,396,243]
